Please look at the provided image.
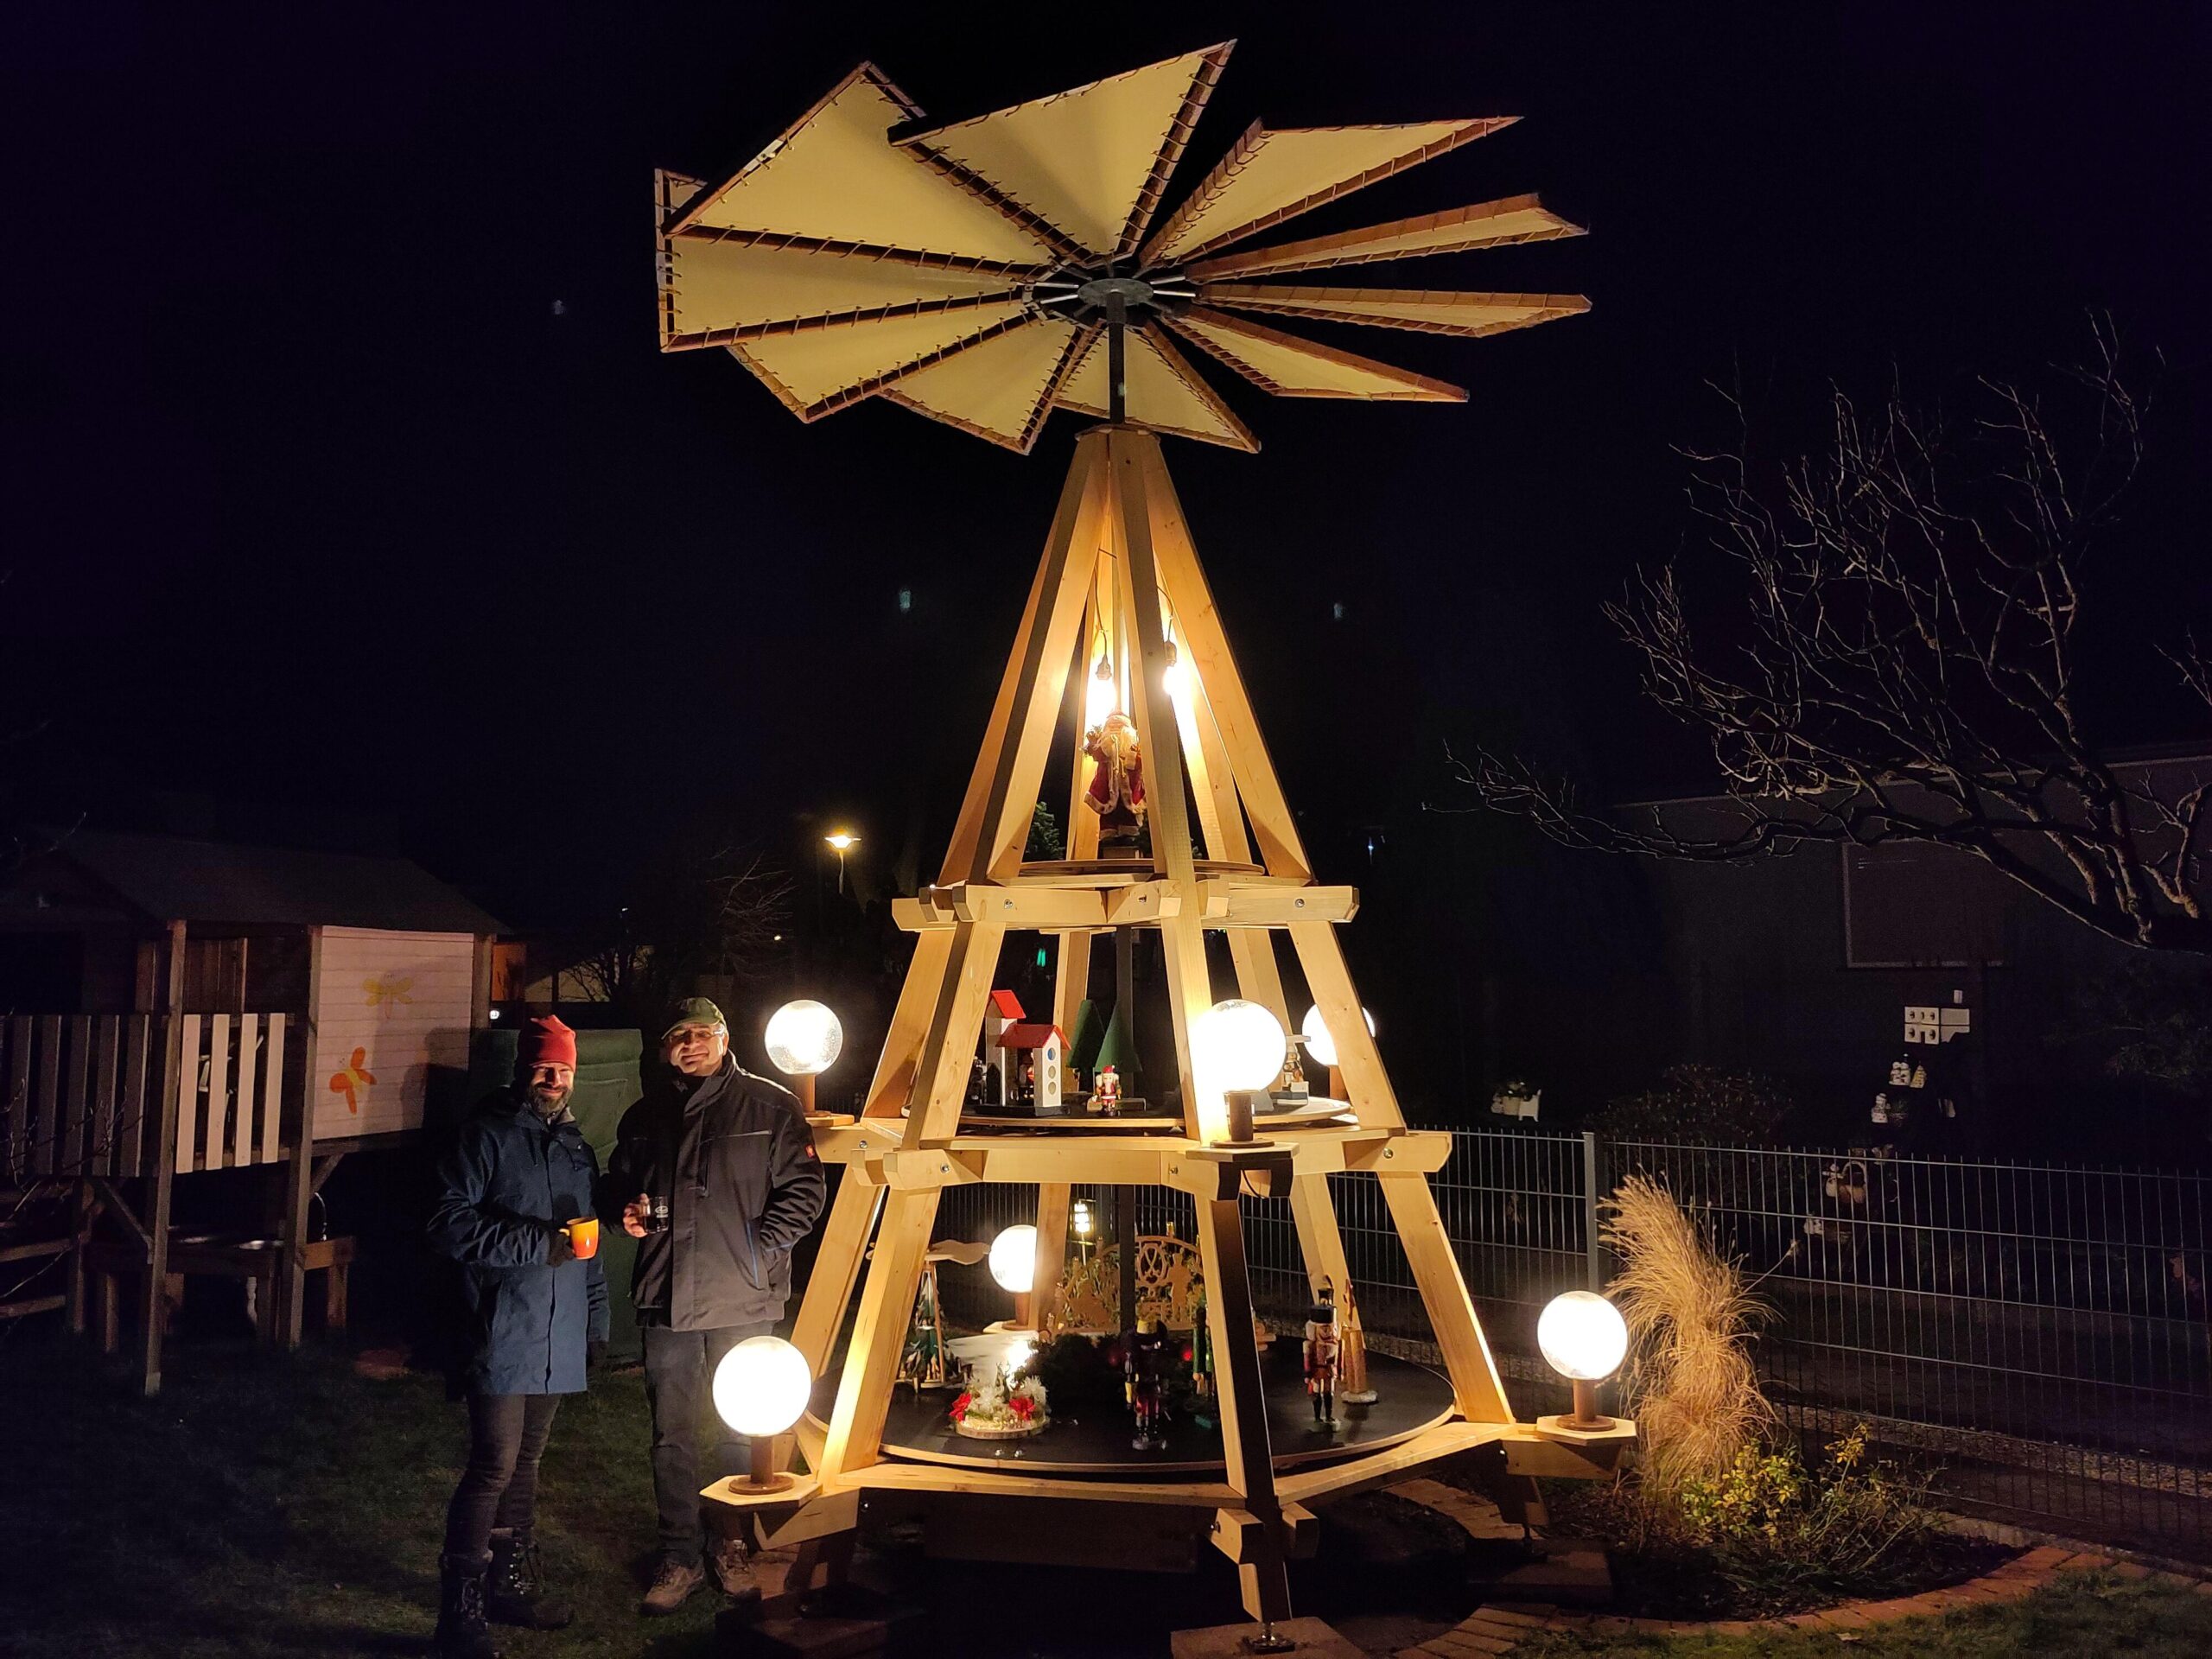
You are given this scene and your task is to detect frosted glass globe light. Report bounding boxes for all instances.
[1537,1291,1629,1383]
[765,1000,843,1077]
[1300,1004,1376,1071]
[711,1334,813,1438]
[989,1224,1038,1294]
[1192,1000,1287,1093]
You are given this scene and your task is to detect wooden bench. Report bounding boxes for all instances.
[87,1235,357,1352]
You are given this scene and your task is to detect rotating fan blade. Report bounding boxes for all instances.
[1057,325,1257,452]
[895,43,1234,260]
[1140,117,1515,269]
[1184,194,1585,280]
[1167,308,1464,402]
[671,65,1055,265]
[1199,284,1589,339]
[878,317,1089,453]
[729,302,1035,421]
[661,234,1025,349]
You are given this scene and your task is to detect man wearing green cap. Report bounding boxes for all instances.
[601,997,826,1613]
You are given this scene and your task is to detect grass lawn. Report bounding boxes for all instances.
[7,1332,2209,1657]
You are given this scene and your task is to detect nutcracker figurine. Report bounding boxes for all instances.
[1336,1279,1376,1405]
[1094,1065,1122,1113]
[1082,710,1147,857]
[1189,1288,1214,1400]
[1125,1317,1171,1449]
[1303,1283,1342,1428]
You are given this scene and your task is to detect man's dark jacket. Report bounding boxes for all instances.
[427,1089,610,1395]
[600,1055,826,1332]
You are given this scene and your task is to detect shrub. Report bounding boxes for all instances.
[1592,1065,1791,1143]
[1604,1173,1775,1492]
[1675,1425,1945,1600]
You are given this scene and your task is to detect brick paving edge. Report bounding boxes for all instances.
[1383,1484,2209,1656]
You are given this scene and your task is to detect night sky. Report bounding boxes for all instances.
[8,6,2209,1101]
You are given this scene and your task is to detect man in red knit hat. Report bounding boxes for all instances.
[426,1014,608,1657]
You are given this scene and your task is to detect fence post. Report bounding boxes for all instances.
[1582,1131,1604,1291]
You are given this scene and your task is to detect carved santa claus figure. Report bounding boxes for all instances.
[1083,711,1146,856]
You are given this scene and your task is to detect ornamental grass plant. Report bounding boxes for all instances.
[1603,1172,1775,1493]
[1559,1177,1955,1616]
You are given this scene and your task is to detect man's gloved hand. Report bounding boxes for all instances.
[587,1338,609,1376]
[545,1223,576,1265]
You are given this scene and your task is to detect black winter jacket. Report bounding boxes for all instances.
[600,1056,825,1332]
[427,1089,610,1395]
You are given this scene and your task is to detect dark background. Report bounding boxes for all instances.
[6,3,2209,1128]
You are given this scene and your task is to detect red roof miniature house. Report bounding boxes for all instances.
[998,1022,1067,1112]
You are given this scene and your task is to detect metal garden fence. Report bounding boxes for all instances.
[932,1129,2212,1560]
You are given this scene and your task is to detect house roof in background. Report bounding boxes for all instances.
[46,829,507,935]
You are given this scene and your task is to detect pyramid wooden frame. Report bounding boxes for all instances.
[716,427,1630,1625]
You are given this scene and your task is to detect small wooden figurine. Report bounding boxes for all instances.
[1093,1064,1122,1113]
[1126,1317,1171,1449]
[1303,1283,1341,1428]
[1337,1279,1376,1404]
[1082,710,1147,857]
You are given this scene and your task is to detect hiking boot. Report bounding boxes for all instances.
[707,1529,760,1605]
[640,1556,705,1616]
[486,1529,573,1630]
[434,1553,500,1659]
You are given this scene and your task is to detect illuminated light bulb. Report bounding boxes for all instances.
[989,1224,1039,1294]
[1085,656,1117,729]
[1192,999,1287,1143]
[1300,1003,1376,1071]
[1537,1291,1629,1383]
[823,830,857,851]
[711,1334,813,1438]
[1160,639,1186,705]
[764,1000,843,1077]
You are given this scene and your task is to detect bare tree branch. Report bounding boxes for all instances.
[1441,325,2212,953]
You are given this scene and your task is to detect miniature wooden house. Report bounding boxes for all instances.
[997,1021,1067,1111]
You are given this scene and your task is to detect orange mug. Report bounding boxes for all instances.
[564,1216,601,1261]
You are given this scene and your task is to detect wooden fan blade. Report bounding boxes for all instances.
[1199,284,1590,339]
[1183,194,1586,280]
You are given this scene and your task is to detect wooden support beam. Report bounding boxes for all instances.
[142,920,186,1395]
[1142,440,1311,880]
[1287,918,1402,1130]
[816,1187,940,1479]
[1200,882,1357,926]
[899,920,1007,1148]
[862,930,951,1117]
[789,1171,883,1376]
[1112,429,1214,1141]
[1031,1183,1070,1331]
[278,926,324,1350]
[1192,1191,1292,1624]
[1377,1170,1515,1424]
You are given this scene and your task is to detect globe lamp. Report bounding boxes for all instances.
[712,1334,813,1492]
[765,999,843,1113]
[1192,998,1286,1144]
[1538,1290,1629,1428]
[1299,1003,1376,1071]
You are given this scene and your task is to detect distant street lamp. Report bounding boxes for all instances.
[823,829,858,893]
[765,998,843,1115]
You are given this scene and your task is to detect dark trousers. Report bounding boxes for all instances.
[642,1321,773,1563]
[444,1392,562,1561]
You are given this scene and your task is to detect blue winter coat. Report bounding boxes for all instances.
[428,1089,610,1395]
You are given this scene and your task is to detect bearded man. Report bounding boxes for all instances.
[602,997,826,1614]
[426,1014,608,1658]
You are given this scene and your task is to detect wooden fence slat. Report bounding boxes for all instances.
[93,1017,121,1178]
[231,1014,257,1167]
[118,1016,151,1179]
[67,1015,93,1176]
[3,1018,25,1185]
[175,1016,203,1176]
[35,1015,61,1177]
[207,1014,231,1170]
[259,1015,286,1166]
